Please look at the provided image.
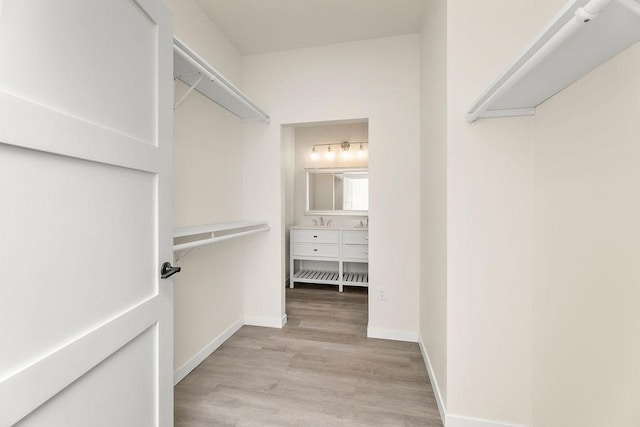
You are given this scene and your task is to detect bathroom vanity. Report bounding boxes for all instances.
[290,225,368,292]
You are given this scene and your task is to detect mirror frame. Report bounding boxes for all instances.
[305,167,369,216]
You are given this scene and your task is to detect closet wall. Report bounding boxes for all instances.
[532,1,640,425]
[242,34,421,339]
[163,0,247,376]
[419,0,448,413]
[420,0,640,425]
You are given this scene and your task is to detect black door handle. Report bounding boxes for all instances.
[161,262,181,279]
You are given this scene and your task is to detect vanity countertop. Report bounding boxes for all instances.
[290,224,368,231]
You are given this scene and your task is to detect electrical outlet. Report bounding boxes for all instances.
[377,287,386,301]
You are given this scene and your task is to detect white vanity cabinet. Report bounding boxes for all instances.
[290,227,368,292]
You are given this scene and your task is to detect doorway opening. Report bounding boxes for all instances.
[282,118,370,335]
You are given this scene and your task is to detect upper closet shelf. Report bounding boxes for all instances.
[173,220,270,252]
[173,37,270,123]
[466,0,640,123]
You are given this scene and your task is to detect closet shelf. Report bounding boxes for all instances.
[173,220,270,251]
[466,0,640,123]
[173,37,270,123]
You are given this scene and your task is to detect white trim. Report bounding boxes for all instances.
[417,336,522,427]
[173,318,243,385]
[446,415,522,427]
[367,327,418,342]
[418,335,446,424]
[244,315,287,329]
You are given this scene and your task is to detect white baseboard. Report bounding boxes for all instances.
[417,335,521,427]
[244,314,287,328]
[173,317,244,385]
[418,335,446,424]
[367,326,418,342]
[446,415,521,427]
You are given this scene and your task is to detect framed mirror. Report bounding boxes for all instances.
[305,168,368,215]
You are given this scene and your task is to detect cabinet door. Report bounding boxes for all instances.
[0,1,174,425]
[343,230,369,245]
[343,244,369,260]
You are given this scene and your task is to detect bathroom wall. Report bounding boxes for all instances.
[293,122,368,225]
[242,34,421,339]
[163,0,248,378]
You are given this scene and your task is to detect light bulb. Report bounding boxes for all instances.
[357,143,365,159]
[310,147,318,161]
[341,149,351,160]
[325,146,335,160]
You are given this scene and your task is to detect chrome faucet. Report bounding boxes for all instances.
[319,216,325,226]
[312,219,318,226]
[326,220,332,227]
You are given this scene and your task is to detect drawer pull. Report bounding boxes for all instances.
[364,237,369,240]
[313,235,318,238]
[313,248,318,252]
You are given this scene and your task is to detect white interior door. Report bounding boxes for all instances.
[0,0,174,425]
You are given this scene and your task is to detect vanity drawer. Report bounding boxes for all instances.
[293,242,339,258]
[342,230,369,245]
[292,230,340,244]
[342,244,368,260]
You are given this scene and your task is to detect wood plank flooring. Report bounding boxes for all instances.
[174,284,443,426]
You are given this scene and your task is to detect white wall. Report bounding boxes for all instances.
[532,2,640,426]
[446,0,537,424]
[419,0,448,414]
[242,35,421,339]
[163,0,247,375]
[421,1,640,426]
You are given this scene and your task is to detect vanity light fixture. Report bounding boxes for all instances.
[310,141,368,162]
[325,145,335,160]
[341,141,351,160]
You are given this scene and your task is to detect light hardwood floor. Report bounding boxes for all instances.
[175,284,443,426]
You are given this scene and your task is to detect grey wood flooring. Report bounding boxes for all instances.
[175,284,443,427]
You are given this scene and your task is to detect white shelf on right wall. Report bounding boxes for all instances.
[467,0,640,123]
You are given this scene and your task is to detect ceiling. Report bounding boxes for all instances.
[194,0,428,55]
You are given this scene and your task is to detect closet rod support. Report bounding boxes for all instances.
[173,74,204,110]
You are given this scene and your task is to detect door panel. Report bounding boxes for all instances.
[16,327,157,427]
[0,0,173,425]
[0,0,158,143]
[0,144,155,375]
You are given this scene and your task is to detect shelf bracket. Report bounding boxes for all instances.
[174,247,194,264]
[173,74,204,110]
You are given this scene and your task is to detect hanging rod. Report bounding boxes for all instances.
[173,220,270,252]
